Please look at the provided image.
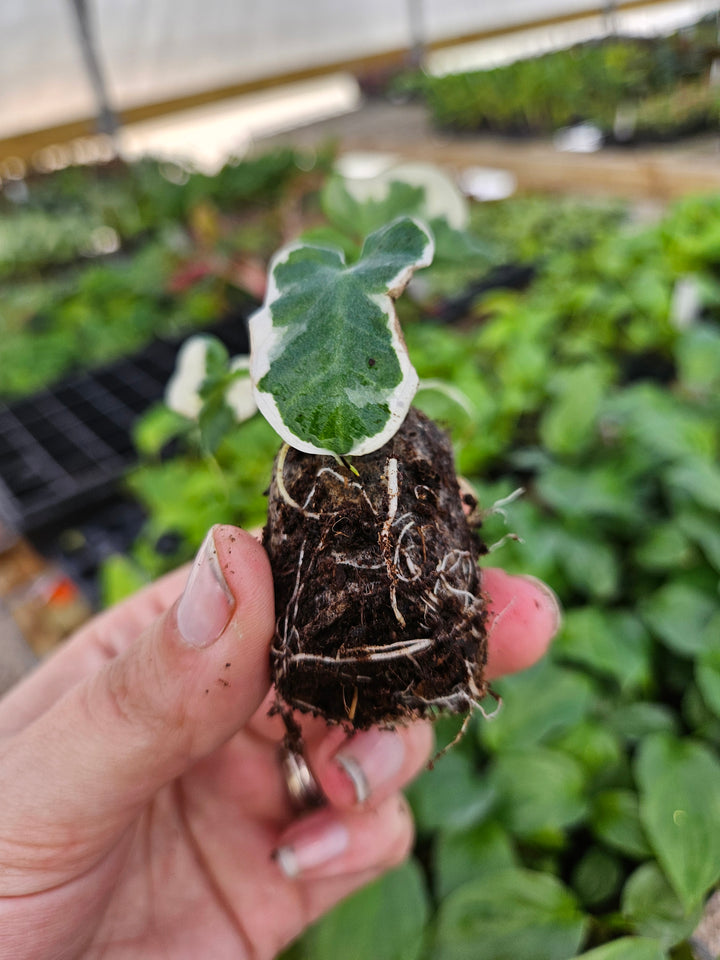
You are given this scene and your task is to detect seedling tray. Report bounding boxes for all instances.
[0,316,250,534]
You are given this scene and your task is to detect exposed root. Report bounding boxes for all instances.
[380,457,406,628]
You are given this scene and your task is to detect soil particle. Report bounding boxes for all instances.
[264,408,488,730]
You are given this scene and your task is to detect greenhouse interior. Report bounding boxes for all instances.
[2,1,720,958]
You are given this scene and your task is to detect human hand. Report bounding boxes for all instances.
[0,525,560,959]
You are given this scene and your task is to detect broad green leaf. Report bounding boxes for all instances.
[602,384,716,463]
[678,508,720,571]
[636,733,720,910]
[406,749,495,834]
[633,524,696,573]
[605,703,679,743]
[300,859,428,960]
[481,659,594,752]
[557,608,652,693]
[640,582,719,656]
[665,459,720,514]
[621,863,702,949]
[572,846,624,907]
[434,821,516,900]
[575,937,667,960]
[540,363,610,456]
[590,790,652,860]
[432,868,587,960]
[322,174,428,240]
[550,721,622,780]
[696,641,720,718]
[536,463,641,525]
[490,747,587,840]
[249,217,434,455]
[554,530,620,600]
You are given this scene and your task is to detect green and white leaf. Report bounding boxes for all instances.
[165,335,256,425]
[249,217,434,455]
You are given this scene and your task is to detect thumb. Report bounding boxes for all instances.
[0,525,275,887]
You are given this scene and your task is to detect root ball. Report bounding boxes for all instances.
[264,408,488,729]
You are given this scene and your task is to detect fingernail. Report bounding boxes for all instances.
[518,575,563,635]
[274,819,349,879]
[335,728,405,804]
[177,526,235,648]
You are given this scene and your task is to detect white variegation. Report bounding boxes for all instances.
[249,218,434,457]
[165,336,211,419]
[165,334,257,424]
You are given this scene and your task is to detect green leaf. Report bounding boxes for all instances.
[551,721,622,780]
[434,821,516,901]
[481,659,594,752]
[696,640,720,717]
[640,582,719,656]
[572,846,624,907]
[554,530,620,600]
[575,937,667,960]
[406,749,495,834]
[557,608,652,693]
[633,524,696,573]
[678,508,720,572]
[249,217,434,455]
[321,175,428,241]
[621,862,701,949]
[605,703,679,743]
[490,747,587,840]
[432,868,587,960]
[540,363,610,456]
[300,860,428,960]
[665,459,720,514]
[590,789,652,860]
[99,553,150,607]
[636,733,720,910]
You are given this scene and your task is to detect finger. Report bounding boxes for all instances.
[482,568,561,679]
[0,525,275,891]
[0,565,190,735]
[273,792,414,884]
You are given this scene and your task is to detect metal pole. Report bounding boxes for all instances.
[68,0,120,138]
[407,0,426,68]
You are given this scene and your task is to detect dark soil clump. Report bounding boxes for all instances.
[264,408,489,731]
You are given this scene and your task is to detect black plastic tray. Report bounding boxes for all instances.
[0,316,250,534]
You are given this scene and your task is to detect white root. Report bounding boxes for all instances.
[286,637,433,665]
[275,444,322,520]
[487,532,524,553]
[380,457,406,628]
[484,486,525,521]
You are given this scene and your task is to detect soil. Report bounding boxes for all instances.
[263,407,488,732]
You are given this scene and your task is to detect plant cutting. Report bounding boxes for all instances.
[169,215,492,747]
[254,214,492,745]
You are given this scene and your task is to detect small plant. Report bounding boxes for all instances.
[169,215,493,746]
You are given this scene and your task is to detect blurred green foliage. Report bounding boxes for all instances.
[0,148,328,399]
[412,16,720,140]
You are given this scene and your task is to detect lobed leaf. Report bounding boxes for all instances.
[249,217,434,455]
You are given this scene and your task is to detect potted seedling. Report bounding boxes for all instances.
[168,215,491,750]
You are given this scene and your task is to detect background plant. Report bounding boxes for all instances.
[411,14,720,142]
